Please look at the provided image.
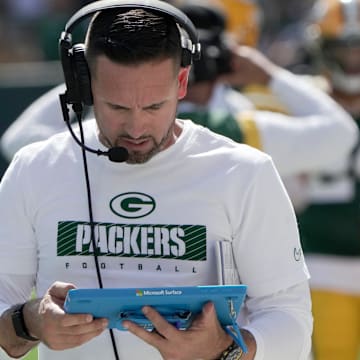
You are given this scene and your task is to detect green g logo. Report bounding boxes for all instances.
[110,192,156,219]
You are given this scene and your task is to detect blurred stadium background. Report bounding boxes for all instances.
[0,0,316,179]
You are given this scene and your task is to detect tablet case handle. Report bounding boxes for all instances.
[224,298,248,353]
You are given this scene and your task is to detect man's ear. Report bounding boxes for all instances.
[177,66,190,100]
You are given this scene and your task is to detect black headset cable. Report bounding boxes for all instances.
[76,111,120,360]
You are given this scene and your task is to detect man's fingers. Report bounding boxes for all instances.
[123,318,167,348]
[61,313,106,327]
[142,306,178,337]
[48,282,76,300]
[123,306,179,347]
[62,317,108,335]
[44,325,107,351]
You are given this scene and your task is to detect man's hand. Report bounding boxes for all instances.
[123,301,233,360]
[25,281,108,351]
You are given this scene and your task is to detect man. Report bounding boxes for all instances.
[0,3,312,359]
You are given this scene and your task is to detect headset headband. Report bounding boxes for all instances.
[59,0,201,109]
[63,0,201,58]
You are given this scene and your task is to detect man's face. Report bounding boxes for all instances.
[91,56,189,164]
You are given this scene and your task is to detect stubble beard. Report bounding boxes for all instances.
[117,121,176,164]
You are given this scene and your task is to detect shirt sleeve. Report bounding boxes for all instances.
[243,281,313,360]
[0,274,35,316]
[229,155,312,359]
[0,153,38,276]
[253,70,358,176]
[232,155,309,297]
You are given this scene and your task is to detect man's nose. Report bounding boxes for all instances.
[124,110,147,138]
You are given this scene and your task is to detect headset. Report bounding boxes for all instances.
[59,0,201,111]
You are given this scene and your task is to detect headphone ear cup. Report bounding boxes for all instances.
[181,49,192,67]
[72,44,93,106]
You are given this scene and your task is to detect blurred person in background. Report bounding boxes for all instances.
[163,0,360,214]
[175,0,256,116]
[296,0,360,359]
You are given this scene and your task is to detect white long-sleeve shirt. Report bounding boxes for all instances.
[0,120,312,359]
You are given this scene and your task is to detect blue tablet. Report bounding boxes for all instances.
[64,285,247,331]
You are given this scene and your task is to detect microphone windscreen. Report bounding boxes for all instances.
[108,147,129,162]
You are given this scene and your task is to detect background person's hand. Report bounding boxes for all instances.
[218,45,279,87]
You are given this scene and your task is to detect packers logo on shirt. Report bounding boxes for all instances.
[56,192,207,261]
[110,192,156,219]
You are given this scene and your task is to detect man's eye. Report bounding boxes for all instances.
[147,103,163,110]
[109,104,127,111]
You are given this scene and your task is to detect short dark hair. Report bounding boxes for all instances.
[85,8,183,71]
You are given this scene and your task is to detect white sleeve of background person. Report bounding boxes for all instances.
[255,69,359,175]
[0,83,68,162]
[242,281,312,360]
